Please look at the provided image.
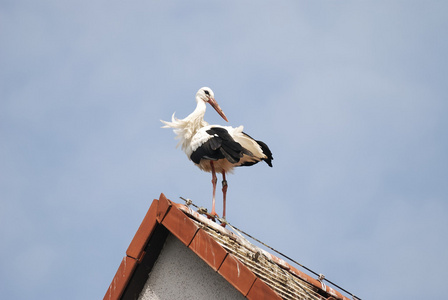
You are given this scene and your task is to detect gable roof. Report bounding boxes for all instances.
[104,193,352,300]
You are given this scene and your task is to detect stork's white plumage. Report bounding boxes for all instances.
[161,87,272,222]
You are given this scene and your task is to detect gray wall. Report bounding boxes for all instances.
[139,233,246,300]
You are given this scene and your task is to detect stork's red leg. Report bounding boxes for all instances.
[221,171,228,225]
[210,161,218,217]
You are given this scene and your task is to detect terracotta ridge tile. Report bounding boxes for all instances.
[126,199,159,261]
[103,256,138,300]
[160,199,200,246]
[247,277,283,300]
[218,252,257,296]
[189,228,228,271]
[156,193,172,223]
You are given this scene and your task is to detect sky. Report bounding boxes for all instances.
[1,1,447,299]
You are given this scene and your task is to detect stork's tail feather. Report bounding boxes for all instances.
[240,132,273,167]
[256,140,273,167]
[237,140,273,167]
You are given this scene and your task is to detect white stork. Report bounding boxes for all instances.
[161,87,273,221]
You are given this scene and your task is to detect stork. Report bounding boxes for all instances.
[161,87,273,222]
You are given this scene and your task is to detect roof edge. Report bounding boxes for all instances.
[104,193,352,300]
[104,195,161,300]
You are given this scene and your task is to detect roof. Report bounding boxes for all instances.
[104,193,352,300]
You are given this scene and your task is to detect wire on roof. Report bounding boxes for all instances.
[179,197,361,300]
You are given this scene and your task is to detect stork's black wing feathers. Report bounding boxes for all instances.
[208,137,221,151]
[256,140,273,167]
[190,127,245,164]
[238,132,273,167]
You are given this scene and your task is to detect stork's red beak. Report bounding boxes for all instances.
[208,98,228,122]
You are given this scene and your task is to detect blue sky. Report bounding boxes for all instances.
[1,1,447,299]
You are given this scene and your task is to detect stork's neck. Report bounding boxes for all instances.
[185,99,208,131]
[189,98,206,121]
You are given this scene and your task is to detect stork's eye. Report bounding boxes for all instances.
[204,90,210,96]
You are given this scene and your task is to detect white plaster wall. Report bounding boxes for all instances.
[138,233,246,300]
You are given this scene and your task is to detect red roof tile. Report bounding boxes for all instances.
[105,255,138,300]
[126,200,158,261]
[189,228,228,271]
[247,278,283,300]
[218,253,257,296]
[160,198,199,246]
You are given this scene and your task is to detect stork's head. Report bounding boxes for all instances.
[196,87,228,122]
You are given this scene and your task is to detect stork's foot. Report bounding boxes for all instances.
[218,217,227,228]
[207,210,219,221]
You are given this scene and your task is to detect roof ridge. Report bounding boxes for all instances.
[104,193,354,300]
